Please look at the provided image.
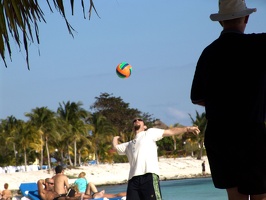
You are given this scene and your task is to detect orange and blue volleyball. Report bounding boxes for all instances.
[116,62,132,78]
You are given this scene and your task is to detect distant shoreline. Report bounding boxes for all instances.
[96,174,212,187]
[1,156,210,192]
[11,175,212,198]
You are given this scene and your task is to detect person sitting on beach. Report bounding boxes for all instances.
[1,183,12,200]
[74,172,98,195]
[38,178,58,200]
[74,172,88,194]
[74,172,126,199]
[38,178,126,200]
[52,165,70,196]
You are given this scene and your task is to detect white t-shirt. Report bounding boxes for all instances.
[116,128,164,180]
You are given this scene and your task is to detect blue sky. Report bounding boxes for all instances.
[0,0,265,126]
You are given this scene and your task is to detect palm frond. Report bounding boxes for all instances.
[0,0,99,69]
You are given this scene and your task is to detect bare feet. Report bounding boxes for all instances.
[93,190,105,199]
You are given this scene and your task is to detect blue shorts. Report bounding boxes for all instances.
[126,173,162,200]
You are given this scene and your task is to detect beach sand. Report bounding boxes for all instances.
[0,156,210,191]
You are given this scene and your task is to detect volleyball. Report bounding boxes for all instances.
[116,62,132,78]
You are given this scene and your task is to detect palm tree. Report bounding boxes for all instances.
[189,111,207,159]
[49,118,70,165]
[57,101,89,166]
[87,113,117,164]
[25,107,56,170]
[15,120,39,171]
[71,119,92,166]
[0,0,99,69]
[76,135,92,165]
[1,116,19,165]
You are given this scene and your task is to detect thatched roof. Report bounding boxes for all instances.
[153,119,168,129]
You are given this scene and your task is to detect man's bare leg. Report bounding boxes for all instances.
[93,190,126,199]
[226,187,249,200]
[250,194,266,200]
[92,190,105,199]
[102,191,127,198]
[85,182,98,195]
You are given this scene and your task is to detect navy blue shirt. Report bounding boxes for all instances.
[191,31,266,122]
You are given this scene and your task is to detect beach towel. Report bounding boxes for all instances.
[28,190,40,200]
[19,183,38,197]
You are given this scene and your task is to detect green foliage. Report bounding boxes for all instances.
[90,92,140,134]
[112,154,128,163]
[157,137,186,157]
[157,137,174,152]
[189,111,207,159]
[86,113,117,164]
[0,154,13,167]
[184,142,198,154]
[90,92,154,141]
[0,93,205,167]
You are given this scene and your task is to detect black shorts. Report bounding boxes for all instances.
[205,121,266,195]
[126,173,162,200]
[53,194,66,200]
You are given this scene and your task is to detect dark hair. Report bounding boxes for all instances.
[4,183,8,189]
[55,165,63,174]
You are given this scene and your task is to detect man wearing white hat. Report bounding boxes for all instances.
[191,0,266,200]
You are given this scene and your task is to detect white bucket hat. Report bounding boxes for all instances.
[210,0,257,21]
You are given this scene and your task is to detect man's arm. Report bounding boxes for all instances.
[64,176,70,192]
[37,179,46,198]
[112,136,120,150]
[163,126,200,137]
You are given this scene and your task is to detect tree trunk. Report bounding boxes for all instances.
[40,135,44,170]
[68,145,73,166]
[60,150,64,164]
[24,148,27,172]
[197,141,204,160]
[13,143,17,166]
[74,140,77,166]
[172,136,177,150]
[46,137,51,173]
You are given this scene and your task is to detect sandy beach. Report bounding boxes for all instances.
[0,156,210,191]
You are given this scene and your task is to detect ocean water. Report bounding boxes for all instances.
[97,177,227,200]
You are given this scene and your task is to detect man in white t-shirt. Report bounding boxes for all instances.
[112,117,200,200]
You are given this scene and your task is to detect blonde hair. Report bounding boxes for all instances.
[78,172,86,178]
[70,184,79,193]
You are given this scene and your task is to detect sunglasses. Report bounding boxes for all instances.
[133,118,143,123]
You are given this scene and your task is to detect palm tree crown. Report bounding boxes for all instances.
[0,0,98,69]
